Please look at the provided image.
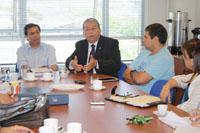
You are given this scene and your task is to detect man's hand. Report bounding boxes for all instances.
[83,56,97,72]
[0,93,16,104]
[50,64,58,71]
[71,56,84,72]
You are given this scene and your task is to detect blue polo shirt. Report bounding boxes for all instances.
[131,47,174,93]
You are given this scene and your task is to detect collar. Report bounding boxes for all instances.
[88,40,98,47]
[27,42,43,49]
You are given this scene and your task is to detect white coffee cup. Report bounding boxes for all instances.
[39,126,54,133]
[44,118,58,133]
[67,122,82,133]
[43,72,52,80]
[93,79,103,90]
[157,104,168,116]
[26,72,35,80]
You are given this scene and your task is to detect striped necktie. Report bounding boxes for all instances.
[88,44,95,62]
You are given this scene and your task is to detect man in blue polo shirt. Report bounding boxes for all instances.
[123,23,174,93]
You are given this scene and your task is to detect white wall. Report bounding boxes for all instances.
[145,0,199,39]
[144,0,168,28]
[196,0,200,27]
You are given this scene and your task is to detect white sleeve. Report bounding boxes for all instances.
[172,73,193,89]
[177,86,200,112]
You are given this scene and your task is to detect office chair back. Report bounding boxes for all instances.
[150,80,176,104]
[117,62,127,80]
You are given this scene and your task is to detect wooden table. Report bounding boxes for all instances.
[21,73,188,133]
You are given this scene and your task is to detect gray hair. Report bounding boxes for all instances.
[82,18,100,30]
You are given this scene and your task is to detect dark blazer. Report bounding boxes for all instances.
[65,35,121,77]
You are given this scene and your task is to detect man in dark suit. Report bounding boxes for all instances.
[65,18,121,77]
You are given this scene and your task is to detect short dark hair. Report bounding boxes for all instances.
[82,18,100,30]
[24,23,41,36]
[145,23,168,45]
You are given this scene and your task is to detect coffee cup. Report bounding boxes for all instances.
[157,104,168,116]
[93,79,103,90]
[67,122,82,133]
[39,126,54,133]
[26,72,35,80]
[43,72,52,80]
[44,118,58,133]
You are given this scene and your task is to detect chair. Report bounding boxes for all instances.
[117,62,127,80]
[150,80,176,104]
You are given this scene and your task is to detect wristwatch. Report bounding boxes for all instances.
[130,69,137,77]
[130,69,137,73]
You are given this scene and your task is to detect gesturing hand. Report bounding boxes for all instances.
[83,56,97,72]
[71,56,83,72]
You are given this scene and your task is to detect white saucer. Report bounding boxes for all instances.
[153,111,168,117]
[23,77,38,81]
[40,77,54,81]
[89,86,106,91]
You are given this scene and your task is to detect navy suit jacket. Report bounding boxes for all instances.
[65,35,121,77]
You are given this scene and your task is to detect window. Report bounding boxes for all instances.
[0,0,144,64]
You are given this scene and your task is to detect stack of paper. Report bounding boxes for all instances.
[158,111,190,128]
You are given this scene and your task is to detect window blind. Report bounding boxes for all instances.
[0,0,144,64]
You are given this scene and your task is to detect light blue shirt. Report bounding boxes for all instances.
[17,42,57,69]
[131,47,174,93]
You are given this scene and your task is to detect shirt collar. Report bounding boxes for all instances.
[88,40,98,47]
[26,42,43,49]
